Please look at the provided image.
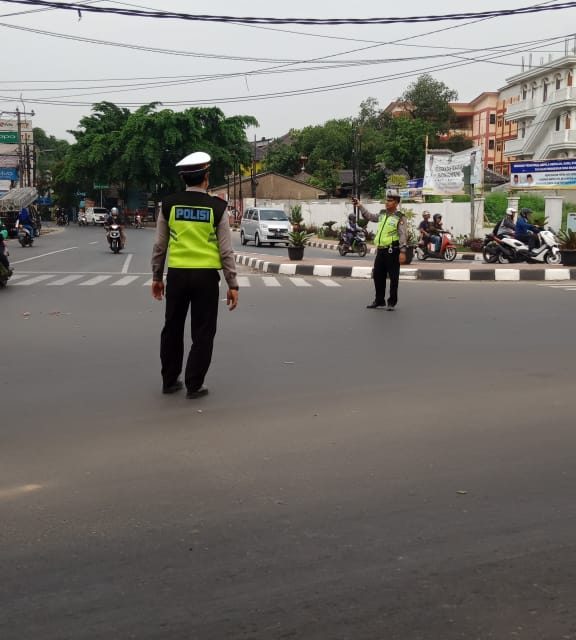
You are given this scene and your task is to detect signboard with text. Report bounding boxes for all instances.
[0,119,32,132]
[0,167,18,180]
[0,131,18,144]
[510,159,576,189]
[423,147,483,195]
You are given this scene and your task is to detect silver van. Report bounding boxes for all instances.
[240,207,291,247]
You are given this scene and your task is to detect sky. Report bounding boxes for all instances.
[0,0,575,143]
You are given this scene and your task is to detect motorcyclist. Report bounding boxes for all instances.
[344,213,361,247]
[17,206,35,240]
[418,211,431,246]
[0,231,11,275]
[105,207,126,248]
[494,207,516,237]
[428,213,444,252]
[515,207,540,250]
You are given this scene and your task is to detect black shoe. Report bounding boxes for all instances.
[186,385,209,399]
[387,305,396,312]
[366,301,385,309]
[162,380,183,394]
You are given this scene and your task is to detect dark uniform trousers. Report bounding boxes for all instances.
[373,246,401,307]
[160,268,220,391]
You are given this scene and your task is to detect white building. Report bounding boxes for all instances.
[502,54,576,161]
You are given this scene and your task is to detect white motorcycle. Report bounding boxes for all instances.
[493,228,561,265]
[107,224,123,254]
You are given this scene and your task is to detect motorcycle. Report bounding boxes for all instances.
[107,224,123,253]
[338,230,368,257]
[17,224,34,247]
[133,214,143,229]
[488,228,560,264]
[78,214,88,226]
[57,214,69,226]
[0,251,11,288]
[415,231,457,261]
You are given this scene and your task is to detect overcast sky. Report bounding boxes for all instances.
[0,0,574,142]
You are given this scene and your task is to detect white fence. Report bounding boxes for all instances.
[244,198,485,239]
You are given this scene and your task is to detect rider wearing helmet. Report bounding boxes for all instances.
[105,207,126,248]
[428,213,444,252]
[344,212,360,247]
[515,207,539,250]
[495,207,516,237]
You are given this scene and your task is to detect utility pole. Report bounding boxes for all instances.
[16,107,24,187]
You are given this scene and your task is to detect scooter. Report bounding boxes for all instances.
[17,224,34,247]
[492,228,560,264]
[0,251,11,288]
[133,214,143,229]
[415,231,457,261]
[338,230,368,257]
[78,214,88,226]
[482,230,515,264]
[107,224,123,253]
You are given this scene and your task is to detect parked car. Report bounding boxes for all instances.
[240,207,291,247]
[85,207,109,225]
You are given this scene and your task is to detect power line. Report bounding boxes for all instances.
[1,0,576,24]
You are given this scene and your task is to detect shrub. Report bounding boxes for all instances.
[518,194,545,213]
[484,192,508,223]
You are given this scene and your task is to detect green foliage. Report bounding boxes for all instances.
[289,204,303,227]
[452,194,471,203]
[434,134,474,153]
[529,212,548,227]
[379,116,434,177]
[557,228,576,249]
[399,207,419,245]
[58,101,257,203]
[518,194,545,213]
[401,74,458,133]
[484,192,508,223]
[288,229,314,247]
[307,159,341,194]
[263,139,301,175]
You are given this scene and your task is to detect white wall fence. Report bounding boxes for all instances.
[244,194,565,237]
[244,198,484,239]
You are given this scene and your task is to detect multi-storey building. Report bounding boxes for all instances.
[502,55,576,165]
[385,93,516,175]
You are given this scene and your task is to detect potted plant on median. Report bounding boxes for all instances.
[287,228,313,261]
[557,228,576,266]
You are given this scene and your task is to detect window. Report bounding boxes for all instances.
[497,118,503,128]
[543,79,549,102]
[522,85,528,100]
[555,116,561,131]
[556,75,562,90]
[496,142,502,152]
[487,164,494,170]
[531,83,537,99]
[520,122,526,138]
[489,113,496,125]
[566,114,572,129]
[488,139,495,150]
[568,72,573,87]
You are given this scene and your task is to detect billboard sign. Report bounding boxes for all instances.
[0,167,18,180]
[0,119,32,132]
[423,147,483,195]
[0,131,18,144]
[510,159,576,189]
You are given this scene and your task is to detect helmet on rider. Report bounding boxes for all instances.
[348,213,356,223]
[111,207,119,216]
[519,207,532,218]
[505,207,516,217]
[433,213,442,222]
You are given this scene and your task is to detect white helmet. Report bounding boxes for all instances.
[111,207,119,215]
[505,207,516,217]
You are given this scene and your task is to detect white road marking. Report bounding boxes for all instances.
[317,278,341,287]
[11,246,78,265]
[47,274,85,286]
[262,277,281,287]
[121,254,133,274]
[290,277,312,287]
[111,275,140,286]
[237,276,251,287]
[88,241,98,245]
[8,273,29,281]
[13,274,56,286]
[78,275,113,286]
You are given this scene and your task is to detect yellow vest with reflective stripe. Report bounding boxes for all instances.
[167,204,222,269]
[375,213,400,247]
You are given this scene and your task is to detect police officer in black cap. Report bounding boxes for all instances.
[151,151,239,399]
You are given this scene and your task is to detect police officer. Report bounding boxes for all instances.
[353,190,407,311]
[151,151,239,399]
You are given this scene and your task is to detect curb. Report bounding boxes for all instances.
[306,240,483,261]
[234,255,576,281]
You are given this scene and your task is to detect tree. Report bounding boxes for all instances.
[263,138,301,175]
[401,74,458,133]
[380,117,433,178]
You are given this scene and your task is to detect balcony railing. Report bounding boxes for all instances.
[505,99,537,119]
[550,129,576,145]
[504,137,527,155]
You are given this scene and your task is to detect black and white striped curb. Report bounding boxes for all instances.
[234,254,576,281]
[306,240,484,261]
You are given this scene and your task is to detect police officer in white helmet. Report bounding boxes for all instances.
[151,151,239,399]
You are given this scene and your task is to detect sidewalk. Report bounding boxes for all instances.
[234,250,576,281]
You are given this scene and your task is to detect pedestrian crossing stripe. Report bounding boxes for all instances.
[8,274,347,288]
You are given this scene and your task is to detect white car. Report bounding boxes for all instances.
[85,207,109,225]
[240,207,291,247]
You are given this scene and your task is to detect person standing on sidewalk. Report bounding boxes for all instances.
[151,151,239,399]
[353,191,407,311]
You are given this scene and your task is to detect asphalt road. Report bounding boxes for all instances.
[2,225,576,639]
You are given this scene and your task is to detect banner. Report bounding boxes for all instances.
[510,159,576,189]
[0,119,32,132]
[0,167,18,180]
[0,142,18,168]
[423,147,483,195]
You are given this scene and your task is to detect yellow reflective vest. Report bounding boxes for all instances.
[375,213,400,248]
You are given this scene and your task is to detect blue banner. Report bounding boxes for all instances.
[0,167,18,180]
[510,159,576,189]
[37,196,53,205]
